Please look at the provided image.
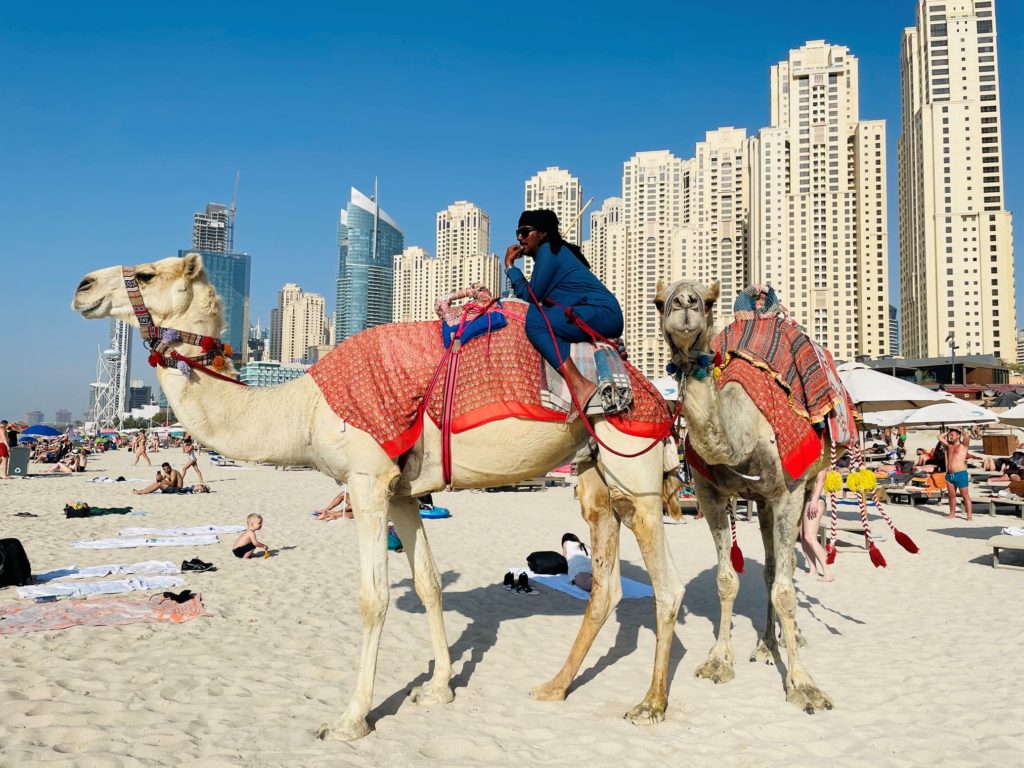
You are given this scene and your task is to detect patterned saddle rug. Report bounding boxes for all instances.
[689,315,857,481]
[309,302,671,459]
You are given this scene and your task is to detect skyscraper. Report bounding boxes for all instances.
[335,186,404,341]
[898,0,1016,360]
[750,40,890,361]
[110,318,133,417]
[621,150,686,378]
[586,197,627,306]
[193,203,229,253]
[269,283,329,364]
[392,245,501,323]
[524,167,584,243]
[436,201,490,262]
[675,127,756,328]
[178,249,251,365]
[269,283,304,362]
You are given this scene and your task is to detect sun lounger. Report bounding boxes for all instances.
[974,494,1024,519]
[883,485,945,506]
[989,534,1024,569]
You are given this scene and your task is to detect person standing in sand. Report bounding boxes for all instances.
[180,436,204,484]
[132,431,152,467]
[799,470,834,582]
[0,420,11,479]
[938,428,982,521]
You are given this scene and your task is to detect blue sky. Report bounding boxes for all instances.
[1,0,1021,422]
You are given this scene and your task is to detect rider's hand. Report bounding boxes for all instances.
[504,245,523,269]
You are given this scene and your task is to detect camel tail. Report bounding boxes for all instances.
[662,472,684,521]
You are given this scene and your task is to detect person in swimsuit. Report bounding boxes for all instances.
[0,421,10,479]
[181,436,204,484]
[799,470,834,582]
[232,513,269,559]
[938,428,982,521]
[132,431,152,467]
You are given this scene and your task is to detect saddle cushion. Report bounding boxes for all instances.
[309,302,671,458]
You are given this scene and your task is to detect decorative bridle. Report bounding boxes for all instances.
[122,266,245,386]
[663,285,720,396]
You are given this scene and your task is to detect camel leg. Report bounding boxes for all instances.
[612,473,684,725]
[388,496,454,706]
[318,473,392,741]
[751,503,779,664]
[693,489,738,684]
[531,459,623,702]
[771,492,833,713]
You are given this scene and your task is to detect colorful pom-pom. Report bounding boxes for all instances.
[222,343,233,357]
[147,351,162,368]
[712,367,721,379]
[824,471,843,494]
[894,529,919,554]
[730,541,745,574]
[176,360,191,376]
[846,472,862,493]
[859,468,877,491]
[211,355,226,370]
[200,336,215,352]
[161,328,181,342]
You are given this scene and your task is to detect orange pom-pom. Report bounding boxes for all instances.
[222,343,233,357]
[211,355,226,370]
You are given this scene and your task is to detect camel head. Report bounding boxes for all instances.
[72,253,224,337]
[654,280,719,363]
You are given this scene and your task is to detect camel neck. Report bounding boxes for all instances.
[683,374,751,468]
[155,367,317,467]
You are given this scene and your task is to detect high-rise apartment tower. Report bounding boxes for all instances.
[898,0,1016,359]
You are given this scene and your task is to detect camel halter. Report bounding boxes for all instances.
[122,266,245,386]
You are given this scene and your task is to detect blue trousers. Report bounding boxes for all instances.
[524,302,624,369]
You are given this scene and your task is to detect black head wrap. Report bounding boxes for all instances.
[518,209,591,269]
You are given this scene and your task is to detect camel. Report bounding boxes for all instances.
[72,253,684,740]
[654,279,834,714]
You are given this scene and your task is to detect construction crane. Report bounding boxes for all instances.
[227,170,240,252]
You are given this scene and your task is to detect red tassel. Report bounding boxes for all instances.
[826,544,837,565]
[730,541,745,574]
[894,529,919,554]
[868,542,887,568]
[147,351,162,367]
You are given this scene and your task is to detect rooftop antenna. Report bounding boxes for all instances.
[228,170,240,252]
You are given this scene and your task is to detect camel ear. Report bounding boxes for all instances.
[181,252,205,281]
[653,280,669,313]
[704,282,720,315]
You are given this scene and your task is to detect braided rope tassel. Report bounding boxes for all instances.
[871,489,920,554]
[852,442,886,568]
[827,440,839,564]
[729,506,745,574]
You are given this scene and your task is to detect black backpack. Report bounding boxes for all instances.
[526,550,568,575]
[0,538,32,587]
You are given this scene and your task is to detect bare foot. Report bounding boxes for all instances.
[946,514,956,519]
[817,574,835,583]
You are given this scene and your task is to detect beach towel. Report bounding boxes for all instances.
[87,477,145,483]
[309,301,671,458]
[35,560,180,582]
[72,535,219,550]
[0,594,207,636]
[1000,527,1024,536]
[17,575,186,600]
[117,525,244,537]
[507,567,653,601]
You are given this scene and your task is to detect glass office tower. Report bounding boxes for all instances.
[178,249,251,364]
[335,186,404,342]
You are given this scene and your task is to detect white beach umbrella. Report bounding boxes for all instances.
[901,394,998,427]
[835,362,947,413]
[652,376,679,401]
[997,401,1024,428]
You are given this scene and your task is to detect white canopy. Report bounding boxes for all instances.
[865,394,1000,428]
[997,401,1024,428]
[836,362,947,413]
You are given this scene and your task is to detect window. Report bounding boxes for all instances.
[977,20,993,34]
[930,23,947,36]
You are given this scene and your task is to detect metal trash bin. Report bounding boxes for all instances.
[8,447,30,477]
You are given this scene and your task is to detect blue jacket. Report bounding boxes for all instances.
[506,242,621,315]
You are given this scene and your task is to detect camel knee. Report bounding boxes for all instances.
[359,588,389,625]
[609,489,636,523]
[716,569,739,602]
[770,581,797,617]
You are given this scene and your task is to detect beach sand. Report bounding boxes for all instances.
[2,440,1023,767]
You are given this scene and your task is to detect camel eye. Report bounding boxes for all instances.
[136,272,155,283]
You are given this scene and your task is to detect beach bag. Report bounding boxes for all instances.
[64,502,92,518]
[527,550,568,575]
[0,538,32,587]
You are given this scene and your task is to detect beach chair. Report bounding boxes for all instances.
[988,534,1024,569]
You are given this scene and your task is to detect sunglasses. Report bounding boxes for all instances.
[515,226,536,238]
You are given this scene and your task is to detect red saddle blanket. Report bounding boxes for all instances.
[687,315,857,481]
[309,303,671,458]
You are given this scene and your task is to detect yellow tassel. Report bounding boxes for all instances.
[824,471,843,494]
[713,367,722,379]
[860,468,877,490]
[846,472,861,493]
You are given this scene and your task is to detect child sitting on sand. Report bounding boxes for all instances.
[233,513,270,559]
[562,532,592,592]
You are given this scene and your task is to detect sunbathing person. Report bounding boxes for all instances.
[132,463,184,495]
[562,533,593,592]
[316,483,352,520]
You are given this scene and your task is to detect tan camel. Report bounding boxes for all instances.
[72,253,684,740]
[655,279,834,714]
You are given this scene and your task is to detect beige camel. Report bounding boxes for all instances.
[73,253,684,740]
[655,279,834,713]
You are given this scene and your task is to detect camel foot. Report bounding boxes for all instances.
[786,681,834,714]
[749,640,777,665]
[530,679,568,702]
[624,698,666,726]
[316,716,371,742]
[409,681,455,706]
[694,655,735,684]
